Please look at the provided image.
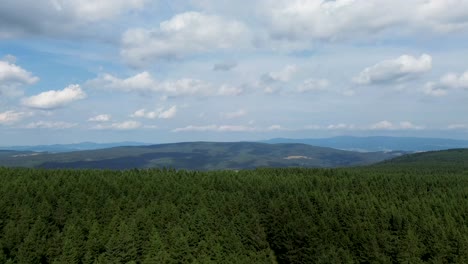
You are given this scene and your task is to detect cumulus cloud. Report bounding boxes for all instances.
[88,114,111,122]
[438,71,468,89]
[217,85,244,96]
[121,12,251,67]
[370,121,424,130]
[25,121,77,129]
[92,120,142,130]
[0,0,147,38]
[423,71,468,96]
[257,65,299,94]
[159,106,177,119]
[417,0,468,33]
[0,110,29,124]
[22,84,86,109]
[354,54,432,85]
[264,65,298,83]
[131,106,177,120]
[260,0,468,42]
[0,57,39,97]
[221,109,247,119]
[88,72,213,97]
[297,79,329,93]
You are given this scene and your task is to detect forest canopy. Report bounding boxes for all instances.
[1,164,468,263]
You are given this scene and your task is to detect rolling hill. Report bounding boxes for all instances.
[0,142,404,170]
[263,136,468,152]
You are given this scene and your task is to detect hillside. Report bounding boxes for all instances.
[263,136,468,152]
[379,148,468,168]
[0,142,403,170]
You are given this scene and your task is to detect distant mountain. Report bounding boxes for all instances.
[262,136,468,152]
[0,141,148,153]
[0,142,404,170]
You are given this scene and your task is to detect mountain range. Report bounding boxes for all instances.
[2,136,468,153]
[0,142,405,170]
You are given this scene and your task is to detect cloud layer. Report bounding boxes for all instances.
[121,12,251,67]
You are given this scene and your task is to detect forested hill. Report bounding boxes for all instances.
[263,136,468,152]
[0,142,403,170]
[379,148,468,168]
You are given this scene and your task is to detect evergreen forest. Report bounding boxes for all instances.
[1,160,468,263]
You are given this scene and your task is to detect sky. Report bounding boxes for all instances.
[1,0,468,145]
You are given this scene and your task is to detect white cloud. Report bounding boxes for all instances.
[261,0,407,41]
[131,106,177,120]
[370,120,394,130]
[159,106,177,119]
[257,65,299,94]
[370,121,424,130]
[217,84,244,96]
[265,65,298,82]
[267,125,287,131]
[121,12,251,67]
[439,71,468,89]
[0,110,29,124]
[25,121,77,129]
[88,114,111,122]
[88,72,155,92]
[260,0,468,42]
[423,70,468,96]
[88,72,213,97]
[327,123,356,130]
[22,84,86,109]
[221,109,247,119]
[399,121,422,130]
[417,0,468,33]
[0,58,39,97]
[423,83,448,97]
[92,120,142,130]
[354,54,432,85]
[297,79,329,93]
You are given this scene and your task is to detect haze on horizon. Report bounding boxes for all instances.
[1,0,468,145]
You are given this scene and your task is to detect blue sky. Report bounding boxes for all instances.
[1,0,468,145]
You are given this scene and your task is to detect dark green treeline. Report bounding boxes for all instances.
[1,166,468,263]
